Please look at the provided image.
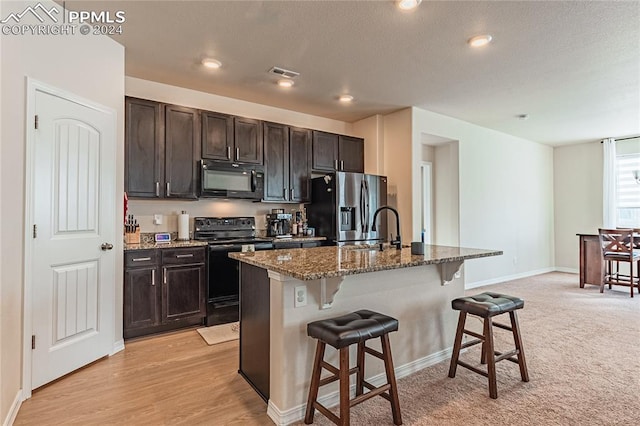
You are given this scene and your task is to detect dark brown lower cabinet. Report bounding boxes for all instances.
[239,263,270,401]
[124,247,205,339]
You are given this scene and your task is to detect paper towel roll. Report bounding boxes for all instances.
[178,211,189,241]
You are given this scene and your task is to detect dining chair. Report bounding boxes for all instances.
[598,228,640,297]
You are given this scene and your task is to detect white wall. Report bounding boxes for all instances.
[0,0,125,421]
[433,142,460,246]
[381,108,413,241]
[125,77,353,233]
[353,114,384,175]
[411,108,555,286]
[553,142,603,271]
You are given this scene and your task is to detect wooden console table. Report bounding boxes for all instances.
[577,234,603,288]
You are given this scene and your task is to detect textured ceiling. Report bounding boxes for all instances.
[64,0,640,146]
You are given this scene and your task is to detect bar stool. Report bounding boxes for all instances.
[304,309,402,426]
[448,292,529,399]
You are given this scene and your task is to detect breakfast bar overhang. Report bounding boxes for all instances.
[229,244,502,426]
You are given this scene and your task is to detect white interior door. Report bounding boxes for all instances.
[30,87,116,389]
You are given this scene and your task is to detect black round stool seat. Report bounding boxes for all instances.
[307,309,399,349]
[451,292,524,318]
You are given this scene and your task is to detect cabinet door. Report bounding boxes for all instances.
[125,97,163,198]
[312,131,338,172]
[124,267,160,333]
[234,117,263,164]
[165,104,200,199]
[338,135,364,173]
[162,264,205,322]
[289,127,312,202]
[263,122,289,202]
[202,111,233,161]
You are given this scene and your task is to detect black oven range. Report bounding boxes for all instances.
[194,217,273,326]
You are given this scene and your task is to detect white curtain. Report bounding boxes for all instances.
[602,138,617,228]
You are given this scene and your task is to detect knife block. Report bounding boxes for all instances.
[124,228,141,244]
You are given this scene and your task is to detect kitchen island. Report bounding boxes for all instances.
[229,244,502,425]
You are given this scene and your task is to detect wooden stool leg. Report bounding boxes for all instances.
[304,341,326,424]
[484,317,498,399]
[509,311,529,382]
[381,334,403,425]
[630,260,635,298]
[448,311,467,378]
[339,346,350,426]
[356,342,365,397]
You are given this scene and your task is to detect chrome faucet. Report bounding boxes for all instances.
[371,205,401,250]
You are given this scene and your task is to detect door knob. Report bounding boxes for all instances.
[101,243,114,251]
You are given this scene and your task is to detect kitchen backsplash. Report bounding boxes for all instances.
[127,199,303,238]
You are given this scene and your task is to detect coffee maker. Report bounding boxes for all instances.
[266,213,292,237]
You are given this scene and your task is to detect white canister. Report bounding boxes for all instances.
[178,211,189,241]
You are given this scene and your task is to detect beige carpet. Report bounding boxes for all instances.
[196,321,239,345]
[295,272,640,425]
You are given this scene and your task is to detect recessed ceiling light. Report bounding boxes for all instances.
[396,0,422,11]
[277,79,294,88]
[468,35,493,48]
[201,58,222,69]
[339,94,354,103]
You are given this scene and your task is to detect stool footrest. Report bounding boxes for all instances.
[313,402,340,425]
[318,365,360,387]
[362,380,393,402]
[463,329,484,340]
[492,322,512,331]
[321,360,339,375]
[494,349,520,364]
[350,383,391,407]
[457,360,489,378]
[363,345,384,360]
[460,338,483,349]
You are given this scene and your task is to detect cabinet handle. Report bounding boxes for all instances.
[166,182,171,196]
[284,188,287,199]
[227,146,231,160]
[163,268,167,285]
[155,182,160,197]
[132,257,151,262]
[151,269,155,286]
[340,160,344,170]
[236,147,240,160]
[176,254,194,258]
[290,188,294,199]
[334,159,339,170]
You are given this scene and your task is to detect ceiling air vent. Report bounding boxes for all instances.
[269,66,300,79]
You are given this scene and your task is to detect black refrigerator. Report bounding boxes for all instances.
[307,172,388,245]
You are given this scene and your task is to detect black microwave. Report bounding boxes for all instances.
[200,160,264,200]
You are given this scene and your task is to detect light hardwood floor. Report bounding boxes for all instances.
[15,329,273,425]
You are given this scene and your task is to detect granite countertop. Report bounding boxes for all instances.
[124,240,208,251]
[228,244,503,280]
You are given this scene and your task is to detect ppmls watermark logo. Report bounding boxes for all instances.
[1,2,126,36]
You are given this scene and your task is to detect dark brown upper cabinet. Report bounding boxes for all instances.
[164,104,200,199]
[338,135,365,173]
[201,111,234,161]
[234,117,263,164]
[263,123,312,203]
[125,97,164,198]
[202,114,263,165]
[125,97,199,199]
[312,131,364,173]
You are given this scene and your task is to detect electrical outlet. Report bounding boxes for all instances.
[294,285,307,308]
[153,214,162,225]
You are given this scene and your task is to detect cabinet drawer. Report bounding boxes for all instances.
[162,247,205,265]
[125,250,159,268]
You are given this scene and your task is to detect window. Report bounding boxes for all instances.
[616,151,640,228]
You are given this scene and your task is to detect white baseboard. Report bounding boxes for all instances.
[554,267,579,274]
[267,347,452,425]
[111,339,125,355]
[3,389,22,426]
[465,267,556,290]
